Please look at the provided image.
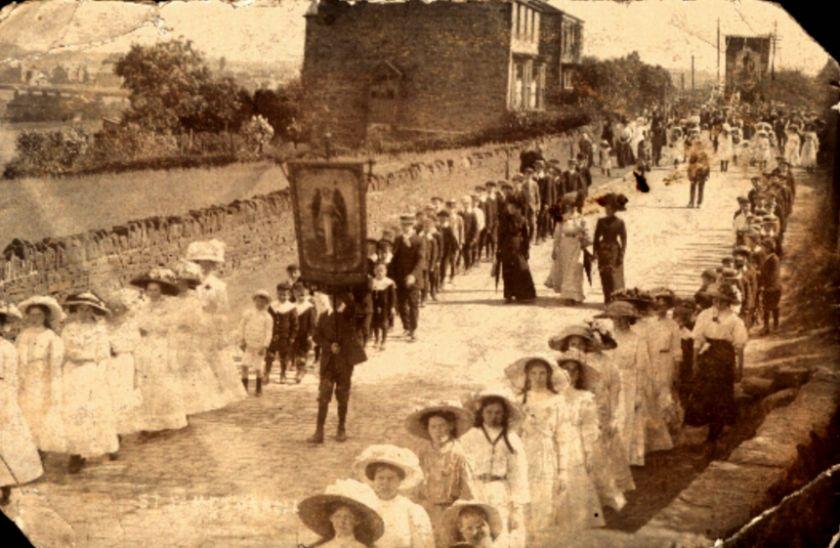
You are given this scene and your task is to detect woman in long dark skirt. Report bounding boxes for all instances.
[593,193,628,304]
[689,284,748,456]
[497,200,536,303]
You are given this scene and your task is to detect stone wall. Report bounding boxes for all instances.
[0,126,593,303]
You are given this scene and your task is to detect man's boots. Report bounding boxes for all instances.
[308,401,328,444]
[255,377,262,396]
[336,400,348,442]
[242,378,249,392]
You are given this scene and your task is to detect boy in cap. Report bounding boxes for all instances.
[437,210,459,290]
[239,290,273,395]
[758,238,782,335]
[420,217,441,304]
[265,282,299,384]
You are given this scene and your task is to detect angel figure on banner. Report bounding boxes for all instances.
[310,186,349,259]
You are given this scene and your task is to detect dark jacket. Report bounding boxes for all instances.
[391,233,426,290]
[315,309,367,369]
[268,302,298,348]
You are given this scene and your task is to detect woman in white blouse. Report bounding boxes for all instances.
[1,303,43,506]
[16,296,66,455]
[459,387,529,548]
[59,293,119,473]
[691,283,748,453]
[352,444,434,548]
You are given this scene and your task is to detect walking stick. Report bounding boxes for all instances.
[0,452,20,486]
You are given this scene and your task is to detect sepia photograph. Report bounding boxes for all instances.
[0,0,838,546]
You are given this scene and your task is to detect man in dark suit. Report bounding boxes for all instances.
[391,215,425,342]
[309,292,366,444]
[460,196,477,271]
[436,210,459,289]
[482,181,499,261]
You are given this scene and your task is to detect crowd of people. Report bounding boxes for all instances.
[0,96,811,547]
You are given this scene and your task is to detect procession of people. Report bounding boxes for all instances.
[0,92,814,547]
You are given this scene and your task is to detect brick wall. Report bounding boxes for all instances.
[0,126,594,303]
[302,1,513,147]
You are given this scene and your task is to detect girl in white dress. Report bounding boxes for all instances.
[130,268,189,435]
[717,125,733,172]
[16,296,66,454]
[297,479,385,548]
[800,127,819,172]
[1,303,44,506]
[104,296,143,437]
[545,199,590,304]
[506,356,603,540]
[783,128,801,167]
[353,444,434,548]
[171,260,227,414]
[59,293,120,473]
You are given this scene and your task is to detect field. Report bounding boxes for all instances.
[0,161,289,243]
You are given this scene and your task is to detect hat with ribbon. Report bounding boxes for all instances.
[0,302,22,322]
[130,267,180,296]
[594,300,640,320]
[353,445,423,490]
[404,401,474,441]
[548,325,603,353]
[64,291,111,316]
[297,479,384,546]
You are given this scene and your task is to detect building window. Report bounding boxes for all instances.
[515,4,521,39]
[536,62,546,109]
[563,68,574,91]
[523,6,529,41]
[530,10,536,41]
[534,12,540,43]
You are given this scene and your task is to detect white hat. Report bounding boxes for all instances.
[353,445,423,490]
[404,400,474,441]
[297,479,384,545]
[18,295,66,324]
[0,302,22,321]
[463,385,524,426]
[186,239,225,263]
[172,259,203,286]
[252,289,271,301]
[442,500,504,545]
[63,291,111,316]
[504,355,569,392]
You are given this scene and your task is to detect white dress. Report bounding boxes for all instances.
[800,132,819,167]
[133,298,188,432]
[59,320,120,458]
[196,274,246,404]
[0,339,44,487]
[717,133,733,162]
[545,216,589,302]
[370,494,434,548]
[459,426,529,548]
[784,132,801,167]
[608,327,650,467]
[16,327,66,452]
[169,294,227,414]
[643,316,682,452]
[105,317,143,435]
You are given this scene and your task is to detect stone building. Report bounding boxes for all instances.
[301,0,583,147]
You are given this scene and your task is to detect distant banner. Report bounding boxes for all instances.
[287,161,368,288]
[725,35,771,101]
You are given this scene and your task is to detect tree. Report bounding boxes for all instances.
[115,39,214,133]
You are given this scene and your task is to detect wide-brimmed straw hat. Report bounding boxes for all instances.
[171,259,203,288]
[252,289,271,301]
[0,302,22,322]
[442,500,504,545]
[185,239,226,264]
[297,479,384,546]
[404,401,474,441]
[611,288,655,310]
[504,355,567,391]
[130,267,180,296]
[18,295,67,324]
[548,325,603,353]
[64,291,111,316]
[701,283,739,304]
[463,385,524,427]
[594,300,640,320]
[353,445,423,490]
[650,287,676,307]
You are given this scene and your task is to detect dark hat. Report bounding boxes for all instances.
[436,210,450,218]
[474,186,486,192]
[594,301,640,320]
[733,245,751,257]
[701,268,718,280]
[485,181,497,188]
[399,214,416,224]
[276,281,291,291]
[548,325,603,353]
[703,283,739,304]
[430,196,444,203]
[501,182,513,190]
[445,199,457,206]
[595,193,628,211]
[737,196,749,204]
[64,291,111,316]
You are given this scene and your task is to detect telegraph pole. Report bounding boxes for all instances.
[691,55,695,92]
[717,18,721,87]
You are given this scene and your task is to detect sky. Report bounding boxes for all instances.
[0,0,832,75]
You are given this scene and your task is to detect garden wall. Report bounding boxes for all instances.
[0,126,595,303]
